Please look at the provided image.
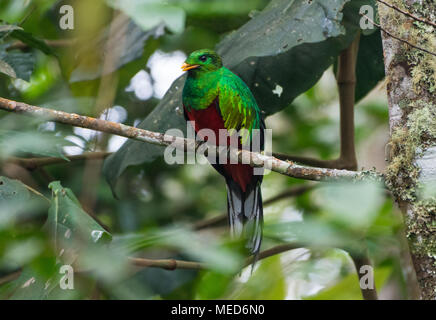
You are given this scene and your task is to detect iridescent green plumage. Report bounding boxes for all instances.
[182,49,262,142]
[181,49,264,258]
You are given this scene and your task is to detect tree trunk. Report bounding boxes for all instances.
[378,1,436,299]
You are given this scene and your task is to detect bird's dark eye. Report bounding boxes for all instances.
[199,55,207,62]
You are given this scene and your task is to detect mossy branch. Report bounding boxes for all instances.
[0,97,379,182]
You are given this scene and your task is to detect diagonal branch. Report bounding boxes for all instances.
[0,243,303,286]
[0,97,376,182]
[376,0,436,28]
[129,243,302,271]
[6,152,112,170]
[361,14,436,57]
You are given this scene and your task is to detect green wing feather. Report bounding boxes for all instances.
[218,68,261,142]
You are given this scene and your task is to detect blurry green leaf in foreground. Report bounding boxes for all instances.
[116,226,243,274]
[46,181,112,264]
[305,265,392,300]
[0,59,16,78]
[0,129,77,160]
[0,176,48,230]
[5,182,115,299]
[106,0,186,34]
[230,255,287,300]
[315,180,385,229]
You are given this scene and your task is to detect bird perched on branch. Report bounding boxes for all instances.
[181,49,265,259]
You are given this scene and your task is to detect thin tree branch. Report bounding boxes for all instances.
[271,35,360,171]
[0,243,303,286]
[376,0,436,28]
[361,14,436,57]
[6,152,111,170]
[337,34,359,170]
[129,243,302,271]
[0,270,21,286]
[194,184,314,230]
[272,153,347,169]
[337,36,378,300]
[0,97,374,182]
[128,257,205,270]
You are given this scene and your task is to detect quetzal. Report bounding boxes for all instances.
[181,49,265,257]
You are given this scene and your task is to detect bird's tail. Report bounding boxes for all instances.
[226,179,263,259]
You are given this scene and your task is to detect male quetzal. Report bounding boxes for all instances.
[181,49,265,257]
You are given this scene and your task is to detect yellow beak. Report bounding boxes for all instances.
[181,63,200,71]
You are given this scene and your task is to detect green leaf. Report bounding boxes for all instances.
[5,182,118,300]
[0,24,23,33]
[106,0,186,34]
[46,181,111,264]
[0,129,77,159]
[10,30,55,55]
[69,16,166,83]
[0,49,35,81]
[232,255,287,299]
[0,176,48,230]
[7,263,79,300]
[305,266,392,300]
[0,59,16,78]
[315,180,385,229]
[355,30,385,101]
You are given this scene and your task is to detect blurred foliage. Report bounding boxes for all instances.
[0,0,405,300]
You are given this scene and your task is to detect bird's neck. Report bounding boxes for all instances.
[183,69,221,111]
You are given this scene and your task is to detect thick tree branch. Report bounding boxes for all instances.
[0,97,374,182]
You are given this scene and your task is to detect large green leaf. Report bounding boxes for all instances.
[45,181,111,264]
[0,59,16,78]
[6,181,112,299]
[104,0,379,190]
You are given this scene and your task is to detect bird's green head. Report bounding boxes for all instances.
[181,49,222,75]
